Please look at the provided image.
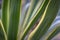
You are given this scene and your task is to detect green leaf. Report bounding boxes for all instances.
[20,0,43,38]
[47,27,60,40]
[28,0,60,40]
[20,0,49,40]
[2,0,9,33]
[7,0,21,40]
[40,24,60,40]
[30,0,43,20]
[22,0,40,29]
[0,20,7,40]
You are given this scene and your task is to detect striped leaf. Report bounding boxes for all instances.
[20,0,50,40]
[28,0,60,40]
[7,0,21,40]
[2,0,9,33]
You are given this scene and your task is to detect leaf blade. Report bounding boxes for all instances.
[28,0,60,40]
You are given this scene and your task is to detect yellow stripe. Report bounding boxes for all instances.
[0,20,7,40]
[28,0,51,40]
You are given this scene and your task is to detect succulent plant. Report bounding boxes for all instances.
[0,0,60,40]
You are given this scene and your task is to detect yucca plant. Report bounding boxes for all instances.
[0,0,60,40]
